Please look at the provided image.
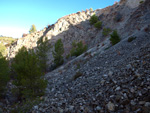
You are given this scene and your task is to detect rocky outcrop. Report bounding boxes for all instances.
[7,0,147,66]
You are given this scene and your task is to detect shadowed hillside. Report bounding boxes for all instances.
[1,0,150,112]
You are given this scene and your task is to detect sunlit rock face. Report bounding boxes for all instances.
[6,0,149,67]
[126,0,146,8]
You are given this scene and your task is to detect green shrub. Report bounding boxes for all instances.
[70,41,87,57]
[72,72,83,80]
[139,1,144,3]
[94,21,102,29]
[12,46,47,100]
[52,39,64,68]
[89,14,98,25]
[110,30,120,45]
[102,28,112,36]
[127,36,136,42]
[37,37,49,72]
[0,53,9,98]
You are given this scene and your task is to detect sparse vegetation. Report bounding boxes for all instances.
[128,36,136,42]
[89,14,98,25]
[72,72,83,80]
[94,21,102,29]
[0,43,6,55]
[70,41,87,57]
[0,36,16,44]
[10,97,43,113]
[102,28,112,36]
[110,30,120,45]
[12,46,47,100]
[52,39,64,68]
[0,36,16,56]
[0,53,10,98]
[29,24,37,34]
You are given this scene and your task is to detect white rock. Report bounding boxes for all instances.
[107,102,115,111]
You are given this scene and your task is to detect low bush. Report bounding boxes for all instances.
[110,30,120,45]
[127,36,136,42]
[94,21,102,29]
[89,14,98,25]
[70,41,87,57]
[102,28,112,36]
[139,1,144,4]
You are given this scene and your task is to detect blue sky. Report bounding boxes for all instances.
[0,0,119,38]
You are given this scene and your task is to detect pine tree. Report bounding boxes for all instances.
[0,52,9,98]
[12,47,47,100]
[36,37,49,72]
[89,14,98,25]
[29,24,37,34]
[52,39,64,68]
[110,30,120,45]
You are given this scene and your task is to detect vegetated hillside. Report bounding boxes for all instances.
[3,0,150,112]
[0,36,16,55]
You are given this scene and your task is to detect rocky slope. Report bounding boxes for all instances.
[4,0,150,112]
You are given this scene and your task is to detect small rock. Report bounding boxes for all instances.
[103,74,108,77]
[95,106,101,111]
[68,105,74,111]
[115,86,121,91]
[108,71,113,76]
[58,108,64,113]
[130,88,135,93]
[139,101,145,105]
[100,80,105,85]
[107,101,115,111]
[123,93,128,99]
[34,105,38,110]
[131,100,136,105]
[145,102,150,107]
[115,95,121,102]
[126,64,132,69]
